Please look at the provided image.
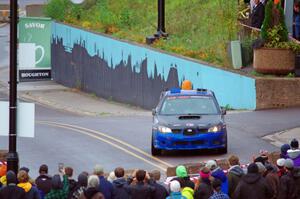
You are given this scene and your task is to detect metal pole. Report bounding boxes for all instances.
[157,0,165,33]
[7,0,19,174]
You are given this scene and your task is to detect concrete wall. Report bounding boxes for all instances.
[51,22,256,110]
[256,78,300,109]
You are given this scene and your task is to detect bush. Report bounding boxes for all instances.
[44,0,70,21]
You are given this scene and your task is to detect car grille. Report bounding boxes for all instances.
[171,128,209,135]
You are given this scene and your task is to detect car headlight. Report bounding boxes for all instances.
[158,126,172,134]
[208,125,222,133]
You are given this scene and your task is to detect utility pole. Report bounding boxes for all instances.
[7,0,19,174]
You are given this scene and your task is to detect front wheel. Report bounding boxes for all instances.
[151,137,161,156]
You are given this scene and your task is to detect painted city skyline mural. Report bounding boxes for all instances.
[52,23,256,110]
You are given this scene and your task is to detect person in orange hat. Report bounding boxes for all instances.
[181,80,192,90]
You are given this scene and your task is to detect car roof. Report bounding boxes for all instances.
[164,88,214,97]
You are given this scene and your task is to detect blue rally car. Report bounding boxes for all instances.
[151,88,227,155]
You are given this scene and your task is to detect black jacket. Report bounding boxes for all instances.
[128,181,155,199]
[278,168,300,199]
[148,180,169,199]
[233,173,273,199]
[0,184,26,199]
[25,186,41,199]
[251,2,265,28]
[194,179,213,199]
[35,174,52,195]
[112,178,130,199]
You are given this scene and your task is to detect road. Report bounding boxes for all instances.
[1,15,300,179]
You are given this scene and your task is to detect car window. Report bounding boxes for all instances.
[160,96,219,115]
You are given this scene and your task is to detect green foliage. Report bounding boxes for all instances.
[45,0,239,67]
[261,0,290,49]
[44,0,71,21]
[261,0,273,41]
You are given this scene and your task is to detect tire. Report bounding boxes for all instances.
[219,145,228,154]
[151,137,161,156]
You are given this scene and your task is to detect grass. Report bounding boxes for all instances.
[45,0,239,67]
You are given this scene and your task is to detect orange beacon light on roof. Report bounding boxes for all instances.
[181,80,192,90]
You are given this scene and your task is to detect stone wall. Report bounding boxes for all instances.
[256,77,300,109]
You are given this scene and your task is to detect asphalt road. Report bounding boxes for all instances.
[2,84,300,179]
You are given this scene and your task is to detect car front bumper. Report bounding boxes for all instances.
[152,131,227,150]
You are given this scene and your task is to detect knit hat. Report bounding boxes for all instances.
[255,162,266,173]
[284,159,294,169]
[290,139,299,149]
[199,167,210,179]
[176,165,188,178]
[247,163,259,174]
[276,158,285,167]
[205,160,217,170]
[281,144,291,154]
[170,180,181,192]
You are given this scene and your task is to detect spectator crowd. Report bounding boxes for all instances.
[0,138,299,199]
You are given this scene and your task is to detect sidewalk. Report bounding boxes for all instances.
[0,75,150,117]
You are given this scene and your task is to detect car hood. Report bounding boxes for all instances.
[155,114,223,128]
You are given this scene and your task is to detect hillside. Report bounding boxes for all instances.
[45,0,238,67]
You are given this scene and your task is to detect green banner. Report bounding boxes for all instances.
[18,17,52,69]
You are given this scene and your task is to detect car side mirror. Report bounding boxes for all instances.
[152,109,157,116]
[221,107,226,115]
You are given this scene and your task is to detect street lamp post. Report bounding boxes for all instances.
[146,0,168,44]
[7,0,19,174]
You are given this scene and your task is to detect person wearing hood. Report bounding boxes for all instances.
[167,180,187,199]
[148,170,169,199]
[79,175,104,199]
[280,144,291,159]
[35,164,52,198]
[17,170,40,199]
[205,160,228,195]
[227,155,244,198]
[182,185,194,199]
[0,170,26,199]
[233,163,273,199]
[112,167,130,199]
[287,139,300,167]
[278,159,300,199]
[45,174,69,199]
[174,165,194,189]
[72,172,88,199]
[194,167,213,199]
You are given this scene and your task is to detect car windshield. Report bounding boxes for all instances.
[159,95,219,115]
